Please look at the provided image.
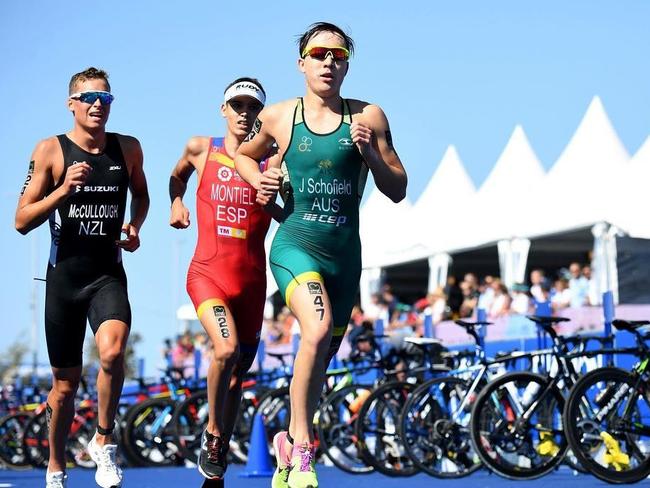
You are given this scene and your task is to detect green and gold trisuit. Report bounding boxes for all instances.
[270,97,369,350]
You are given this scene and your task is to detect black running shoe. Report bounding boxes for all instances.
[198,430,227,480]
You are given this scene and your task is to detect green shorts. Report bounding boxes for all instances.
[269,241,360,339]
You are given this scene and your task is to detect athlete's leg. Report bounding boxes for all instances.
[220,289,264,444]
[221,343,257,442]
[197,299,240,437]
[195,299,240,479]
[286,279,333,446]
[44,280,86,475]
[47,366,82,473]
[94,320,129,445]
[89,279,132,446]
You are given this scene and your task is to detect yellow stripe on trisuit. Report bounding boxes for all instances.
[196,298,227,320]
[208,152,235,168]
[285,271,323,309]
[333,325,348,336]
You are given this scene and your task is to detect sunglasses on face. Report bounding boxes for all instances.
[228,99,264,113]
[301,46,350,61]
[69,90,114,105]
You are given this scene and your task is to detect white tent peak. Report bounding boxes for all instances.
[631,136,650,166]
[478,124,545,197]
[414,145,475,209]
[547,96,629,180]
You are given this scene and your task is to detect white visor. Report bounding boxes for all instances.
[224,81,266,105]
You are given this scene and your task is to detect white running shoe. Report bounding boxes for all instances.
[45,470,67,488]
[88,435,123,488]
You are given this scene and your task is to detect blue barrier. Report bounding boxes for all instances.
[194,348,201,382]
[423,312,433,338]
[375,317,384,336]
[603,291,615,365]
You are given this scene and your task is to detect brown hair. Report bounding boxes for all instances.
[69,67,110,94]
[297,22,354,58]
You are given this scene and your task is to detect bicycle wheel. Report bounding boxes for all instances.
[22,409,48,468]
[470,371,566,479]
[121,397,181,467]
[355,381,418,477]
[0,412,33,470]
[316,384,374,474]
[564,367,650,484]
[170,389,209,464]
[563,449,587,473]
[400,376,482,478]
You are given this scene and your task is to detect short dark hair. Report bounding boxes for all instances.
[223,77,266,97]
[297,22,354,58]
[69,67,110,94]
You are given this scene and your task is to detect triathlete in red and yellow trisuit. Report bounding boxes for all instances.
[169,78,280,482]
[186,137,271,346]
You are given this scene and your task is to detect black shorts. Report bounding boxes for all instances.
[45,263,131,368]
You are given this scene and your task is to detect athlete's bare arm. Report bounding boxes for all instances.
[117,135,149,252]
[258,151,285,223]
[15,137,91,234]
[349,100,407,203]
[169,137,209,229]
[235,107,277,188]
[236,101,295,206]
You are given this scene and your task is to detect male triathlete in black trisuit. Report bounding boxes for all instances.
[15,67,149,488]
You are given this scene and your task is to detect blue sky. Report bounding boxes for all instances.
[1,1,649,375]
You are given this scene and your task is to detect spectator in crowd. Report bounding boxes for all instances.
[348,319,374,346]
[529,269,547,303]
[171,333,192,367]
[459,279,478,318]
[582,264,599,306]
[444,276,463,318]
[272,306,296,346]
[364,293,384,322]
[349,305,365,328]
[478,275,496,311]
[510,283,532,315]
[387,303,416,347]
[464,273,479,292]
[193,332,210,377]
[262,318,279,345]
[168,332,196,378]
[428,287,448,325]
[162,338,173,364]
[489,281,512,318]
[569,262,589,307]
[531,282,553,313]
[381,284,398,319]
[551,278,572,311]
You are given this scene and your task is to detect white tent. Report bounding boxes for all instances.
[359,186,414,268]
[610,136,650,238]
[470,125,545,246]
[410,145,477,255]
[517,96,630,238]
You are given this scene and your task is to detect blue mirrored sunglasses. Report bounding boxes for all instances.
[69,90,114,105]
